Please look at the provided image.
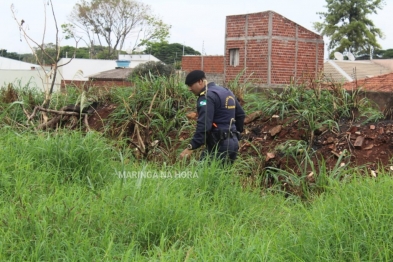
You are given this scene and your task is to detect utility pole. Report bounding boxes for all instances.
[201,41,204,71]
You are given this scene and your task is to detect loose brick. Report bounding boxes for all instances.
[354,136,365,149]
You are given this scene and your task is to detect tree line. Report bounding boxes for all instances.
[2,45,392,66]
[0,41,201,68]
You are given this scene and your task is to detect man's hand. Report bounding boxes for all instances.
[179,148,193,159]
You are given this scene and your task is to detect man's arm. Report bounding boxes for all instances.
[189,94,216,149]
[234,99,245,133]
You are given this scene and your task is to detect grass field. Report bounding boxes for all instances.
[1,128,393,261]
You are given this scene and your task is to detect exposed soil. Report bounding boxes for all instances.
[86,104,393,174]
[241,114,393,174]
[88,104,118,131]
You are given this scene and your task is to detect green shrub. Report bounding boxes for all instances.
[130,61,175,79]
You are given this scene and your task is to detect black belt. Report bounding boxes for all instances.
[212,130,241,140]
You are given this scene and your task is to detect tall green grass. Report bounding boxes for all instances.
[1,128,393,261]
[251,82,383,124]
[105,75,195,161]
[277,175,393,261]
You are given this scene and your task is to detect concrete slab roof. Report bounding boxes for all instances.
[89,68,133,80]
[0,56,39,70]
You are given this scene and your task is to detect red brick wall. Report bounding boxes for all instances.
[90,80,131,88]
[225,40,248,82]
[245,39,269,84]
[225,11,324,86]
[61,79,131,90]
[182,56,224,73]
[247,12,269,36]
[343,73,393,92]
[182,56,202,72]
[272,13,296,37]
[226,15,248,37]
[271,39,296,84]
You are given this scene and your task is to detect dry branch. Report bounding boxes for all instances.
[35,106,87,116]
[27,105,90,130]
[84,114,91,131]
[37,115,62,130]
[244,111,263,124]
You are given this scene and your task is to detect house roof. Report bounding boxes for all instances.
[342,72,393,92]
[57,54,160,81]
[323,60,392,83]
[0,56,39,70]
[89,68,133,80]
[118,54,160,63]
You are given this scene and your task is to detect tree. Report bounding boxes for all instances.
[356,48,393,59]
[314,0,385,57]
[11,0,80,129]
[21,53,36,63]
[32,43,59,64]
[381,49,393,58]
[144,42,201,68]
[63,0,171,59]
[4,44,131,62]
[131,61,175,79]
[0,51,38,64]
[0,49,23,60]
[35,44,91,60]
[60,45,90,58]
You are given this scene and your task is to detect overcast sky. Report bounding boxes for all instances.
[1,0,392,57]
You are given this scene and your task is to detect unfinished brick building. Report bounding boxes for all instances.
[225,11,324,86]
[181,11,324,87]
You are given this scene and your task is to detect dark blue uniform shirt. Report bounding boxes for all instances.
[190,82,245,150]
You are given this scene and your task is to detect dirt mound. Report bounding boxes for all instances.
[241,114,393,173]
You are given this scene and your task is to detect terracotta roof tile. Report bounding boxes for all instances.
[343,72,393,92]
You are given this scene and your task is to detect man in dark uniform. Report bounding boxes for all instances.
[179,70,245,165]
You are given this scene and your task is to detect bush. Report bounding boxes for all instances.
[130,61,175,79]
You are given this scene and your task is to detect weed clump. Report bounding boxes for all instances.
[131,61,175,79]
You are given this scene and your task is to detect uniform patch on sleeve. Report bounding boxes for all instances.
[199,100,207,106]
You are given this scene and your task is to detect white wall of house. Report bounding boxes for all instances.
[0,57,60,92]
[0,56,39,70]
[118,54,160,68]
[58,55,161,81]
[0,69,61,92]
[57,58,117,81]
[1,54,160,92]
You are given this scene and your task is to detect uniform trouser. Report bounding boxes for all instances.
[200,136,239,165]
